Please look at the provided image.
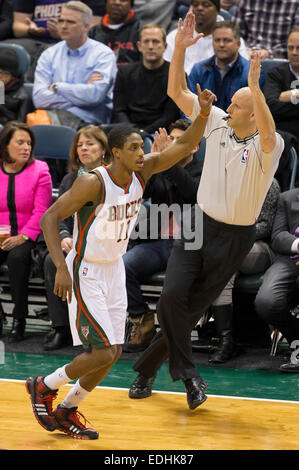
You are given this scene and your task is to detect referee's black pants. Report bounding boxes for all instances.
[133,209,256,381]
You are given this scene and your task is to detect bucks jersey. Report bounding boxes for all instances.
[72,166,145,264]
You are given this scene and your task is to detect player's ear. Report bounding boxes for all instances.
[112,147,120,159]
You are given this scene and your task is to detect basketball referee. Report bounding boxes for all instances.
[129,12,285,410]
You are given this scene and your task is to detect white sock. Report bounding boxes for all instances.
[44,365,71,390]
[61,380,90,409]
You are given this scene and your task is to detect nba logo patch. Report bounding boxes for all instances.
[81,326,89,340]
[82,267,88,276]
[241,149,249,163]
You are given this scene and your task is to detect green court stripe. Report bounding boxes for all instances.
[0,352,298,402]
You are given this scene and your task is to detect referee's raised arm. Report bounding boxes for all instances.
[167,11,203,117]
[248,52,277,154]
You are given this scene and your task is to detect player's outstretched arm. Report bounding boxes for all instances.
[141,86,215,179]
[40,173,101,303]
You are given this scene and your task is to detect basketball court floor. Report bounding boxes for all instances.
[0,347,298,451]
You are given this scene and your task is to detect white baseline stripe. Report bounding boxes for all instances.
[1,378,298,405]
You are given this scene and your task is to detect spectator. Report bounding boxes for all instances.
[164,0,248,74]
[12,0,102,43]
[43,125,111,350]
[133,0,177,32]
[208,178,281,363]
[123,118,202,352]
[264,27,299,157]
[188,21,265,112]
[0,47,33,125]
[220,0,238,15]
[255,188,299,373]
[112,23,180,135]
[0,121,52,342]
[88,0,141,66]
[9,1,103,81]
[232,0,299,59]
[0,0,13,40]
[33,1,117,128]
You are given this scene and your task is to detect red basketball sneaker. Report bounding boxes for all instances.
[53,405,99,440]
[25,376,57,431]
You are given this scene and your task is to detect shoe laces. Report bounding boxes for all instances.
[41,390,58,413]
[69,409,92,430]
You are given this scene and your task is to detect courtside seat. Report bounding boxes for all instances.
[140,272,165,305]
[261,58,288,77]
[31,124,76,197]
[142,272,165,287]
[0,43,30,76]
[141,272,264,301]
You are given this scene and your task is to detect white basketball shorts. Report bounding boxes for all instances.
[66,250,127,349]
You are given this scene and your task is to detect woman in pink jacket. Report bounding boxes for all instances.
[0,121,52,341]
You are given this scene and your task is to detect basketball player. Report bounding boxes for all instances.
[128,12,285,410]
[25,92,214,440]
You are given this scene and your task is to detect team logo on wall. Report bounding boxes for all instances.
[241,149,249,163]
[81,326,89,340]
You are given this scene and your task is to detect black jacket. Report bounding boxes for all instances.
[0,77,30,125]
[134,158,202,240]
[0,0,13,40]
[271,188,299,255]
[88,11,141,66]
[264,62,299,139]
[58,172,77,239]
[112,61,180,134]
[144,159,202,206]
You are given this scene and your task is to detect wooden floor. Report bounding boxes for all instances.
[1,379,298,451]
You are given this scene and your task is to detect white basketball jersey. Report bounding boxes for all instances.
[72,166,145,264]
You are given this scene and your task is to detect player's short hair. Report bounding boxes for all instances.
[108,124,142,151]
[62,1,93,24]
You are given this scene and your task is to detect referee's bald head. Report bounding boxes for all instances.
[226,87,256,134]
[233,87,254,112]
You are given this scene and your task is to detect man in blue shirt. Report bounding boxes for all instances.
[187,20,265,111]
[33,1,117,125]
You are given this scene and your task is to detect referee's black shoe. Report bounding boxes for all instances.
[183,377,208,410]
[279,361,299,373]
[129,374,156,399]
